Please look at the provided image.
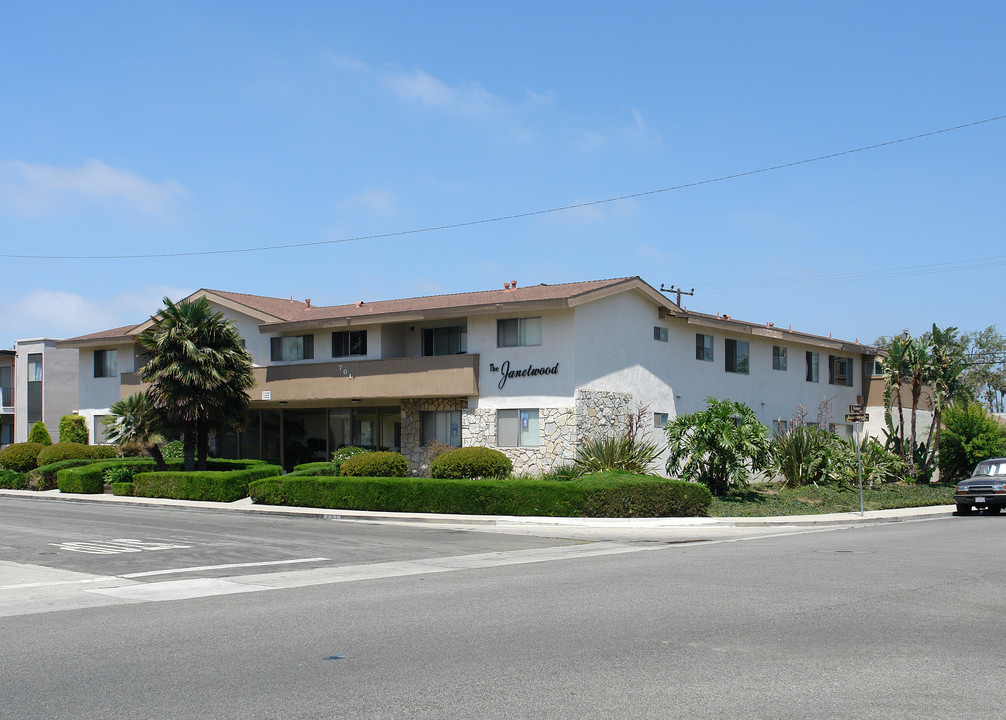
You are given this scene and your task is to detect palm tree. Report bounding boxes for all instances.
[882,334,910,465]
[921,324,966,478]
[103,392,169,469]
[137,296,254,471]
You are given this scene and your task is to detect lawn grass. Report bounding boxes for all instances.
[708,482,955,517]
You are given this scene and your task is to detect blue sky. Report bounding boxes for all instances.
[2,1,1004,350]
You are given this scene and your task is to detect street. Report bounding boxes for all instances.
[1,497,1001,719]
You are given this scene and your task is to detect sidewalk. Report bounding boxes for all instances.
[0,488,956,528]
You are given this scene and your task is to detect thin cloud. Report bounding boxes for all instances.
[381,68,501,119]
[340,188,399,215]
[619,108,663,149]
[5,286,194,342]
[0,159,186,217]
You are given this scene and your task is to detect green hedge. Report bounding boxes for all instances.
[56,458,260,495]
[291,461,341,476]
[0,442,44,472]
[340,451,408,477]
[112,482,135,496]
[59,415,89,444]
[249,471,711,517]
[27,458,99,491]
[132,464,282,502]
[37,442,116,466]
[430,446,513,479]
[0,469,28,490]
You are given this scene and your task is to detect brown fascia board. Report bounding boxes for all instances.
[257,297,581,334]
[684,313,878,355]
[259,277,682,334]
[128,289,288,336]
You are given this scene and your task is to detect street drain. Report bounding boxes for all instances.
[325,655,345,661]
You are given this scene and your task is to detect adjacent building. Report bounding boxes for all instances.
[12,339,79,444]
[56,276,882,475]
[0,349,14,449]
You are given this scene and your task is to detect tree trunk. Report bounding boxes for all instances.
[149,443,167,471]
[183,427,196,471]
[197,418,209,471]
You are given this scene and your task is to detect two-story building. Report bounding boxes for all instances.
[57,276,882,474]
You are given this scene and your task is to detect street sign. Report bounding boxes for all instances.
[845,412,869,423]
[849,404,864,413]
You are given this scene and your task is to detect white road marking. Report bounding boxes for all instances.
[88,578,270,602]
[120,556,330,578]
[49,538,192,554]
[0,557,329,590]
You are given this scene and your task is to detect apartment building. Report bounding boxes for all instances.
[57,277,881,474]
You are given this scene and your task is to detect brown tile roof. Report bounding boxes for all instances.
[62,324,141,344]
[685,309,877,352]
[203,289,310,321]
[277,277,641,325]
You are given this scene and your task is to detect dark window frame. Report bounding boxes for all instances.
[331,330,367,358]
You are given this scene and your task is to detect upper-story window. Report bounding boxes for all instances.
[772,346,787,371]
[725,339,749,374]
[26,353,42,424]
[653,326,668,342]
[829,355,854,386]
[696,333,713,362]
[497,317,541,348]
[423,326,466,356]
[806,351,820,383]
[332,330,367,358]
[94,349,117,378]
[271,335,314,361]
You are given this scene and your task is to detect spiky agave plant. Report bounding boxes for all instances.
[574,432,661,475]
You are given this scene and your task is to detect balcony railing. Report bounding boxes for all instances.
[121,354,480,403]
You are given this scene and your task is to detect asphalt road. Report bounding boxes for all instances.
[2,499,1003,719]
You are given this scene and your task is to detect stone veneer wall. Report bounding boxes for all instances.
[574,389,634,442]
[462,406,578,476]
[401,398,468,476]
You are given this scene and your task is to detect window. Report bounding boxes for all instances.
[271,335,314,361]
[421,410,461,447]
[654,412,669,429]
[871,359,883,376]
[653,326,668,342]
[725,339,749,374]
[0,366,11,407]
[93,414,110,444]
[1,421,12,445]
[806,351,819,383]
[829,355,854,386]
[331,330,367,358]
[27,353,42,382]
[27,353,42,425]
[497,317,541,348]
[497,408,540,447]
[94,349,117,378]
[695,333,713,362]
[423,326,467,356]
[772,346,787,371]
[773,418,789,436]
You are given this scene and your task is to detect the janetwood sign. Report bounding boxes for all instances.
[490,360,560,390]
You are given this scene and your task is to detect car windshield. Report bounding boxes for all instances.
[973,461,1006,477]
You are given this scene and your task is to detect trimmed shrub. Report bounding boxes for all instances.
[0,442,44,472]
[430,447,512,479]
[28,422,53,446]
[0,469,28,490]
[575,433,661,474]
[37,442,115,466]
[132,463,282,502]
[59,415,89,444]
[27,458,97,491]
[250,471,711,518]
[56,458,260,496]
[112,482,135,496]
[290,461,342,476]
[340,451,408,477]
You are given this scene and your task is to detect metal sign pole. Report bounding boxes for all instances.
[856,421,865,516]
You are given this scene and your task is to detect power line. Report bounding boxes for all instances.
[3,114,1005,261]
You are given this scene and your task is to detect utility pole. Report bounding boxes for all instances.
[659,284,694,307]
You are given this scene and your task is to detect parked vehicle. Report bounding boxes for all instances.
[954,458,1006,515]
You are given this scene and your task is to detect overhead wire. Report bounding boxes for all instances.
[2,113,1004,261]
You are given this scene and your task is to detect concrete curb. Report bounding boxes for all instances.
[0,488,957,528]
